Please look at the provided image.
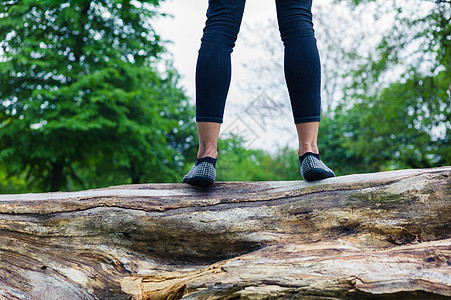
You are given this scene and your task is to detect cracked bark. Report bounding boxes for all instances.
[0,167,450,299]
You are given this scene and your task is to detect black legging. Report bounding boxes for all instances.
[195,0,321,124]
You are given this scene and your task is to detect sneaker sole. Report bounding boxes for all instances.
[303,168,335,182]
[183,176,214,188]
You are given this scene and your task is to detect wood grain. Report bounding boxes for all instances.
[0,167,450,299]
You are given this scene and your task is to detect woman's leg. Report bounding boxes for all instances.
[276,0,334,180]
[296,122,319,156]
[195,0,246,159]
[183,0,246,186]
[197,122,221,159]
[275,0,321,156]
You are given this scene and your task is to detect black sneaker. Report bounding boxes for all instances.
[300,152,335,181]
[182,157,217,188]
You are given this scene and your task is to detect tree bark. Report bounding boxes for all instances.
[0,167,450,299]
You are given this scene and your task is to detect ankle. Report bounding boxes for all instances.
[197,149,218,159]
[298,146,319,156]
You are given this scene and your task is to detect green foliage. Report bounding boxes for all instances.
[211,135,300,182]
[317,111,369,175]
[0,166,31,194]
[0,0,196,192]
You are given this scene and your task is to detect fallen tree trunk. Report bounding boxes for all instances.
[0,167,450,299]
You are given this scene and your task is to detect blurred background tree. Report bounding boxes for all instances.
[0,0,196,192]
[330,0,451,172]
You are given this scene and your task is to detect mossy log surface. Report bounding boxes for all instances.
[0,167,450,299]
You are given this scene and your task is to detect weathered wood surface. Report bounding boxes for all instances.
[0,167,450,299]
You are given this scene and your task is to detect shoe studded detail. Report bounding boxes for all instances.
[300,153,335,181]
[183,157,217,188]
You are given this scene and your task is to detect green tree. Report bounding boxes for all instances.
[336,0,451,171]
[317,111,369,175]
[0,0,195,192]
[0,166,29,193]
